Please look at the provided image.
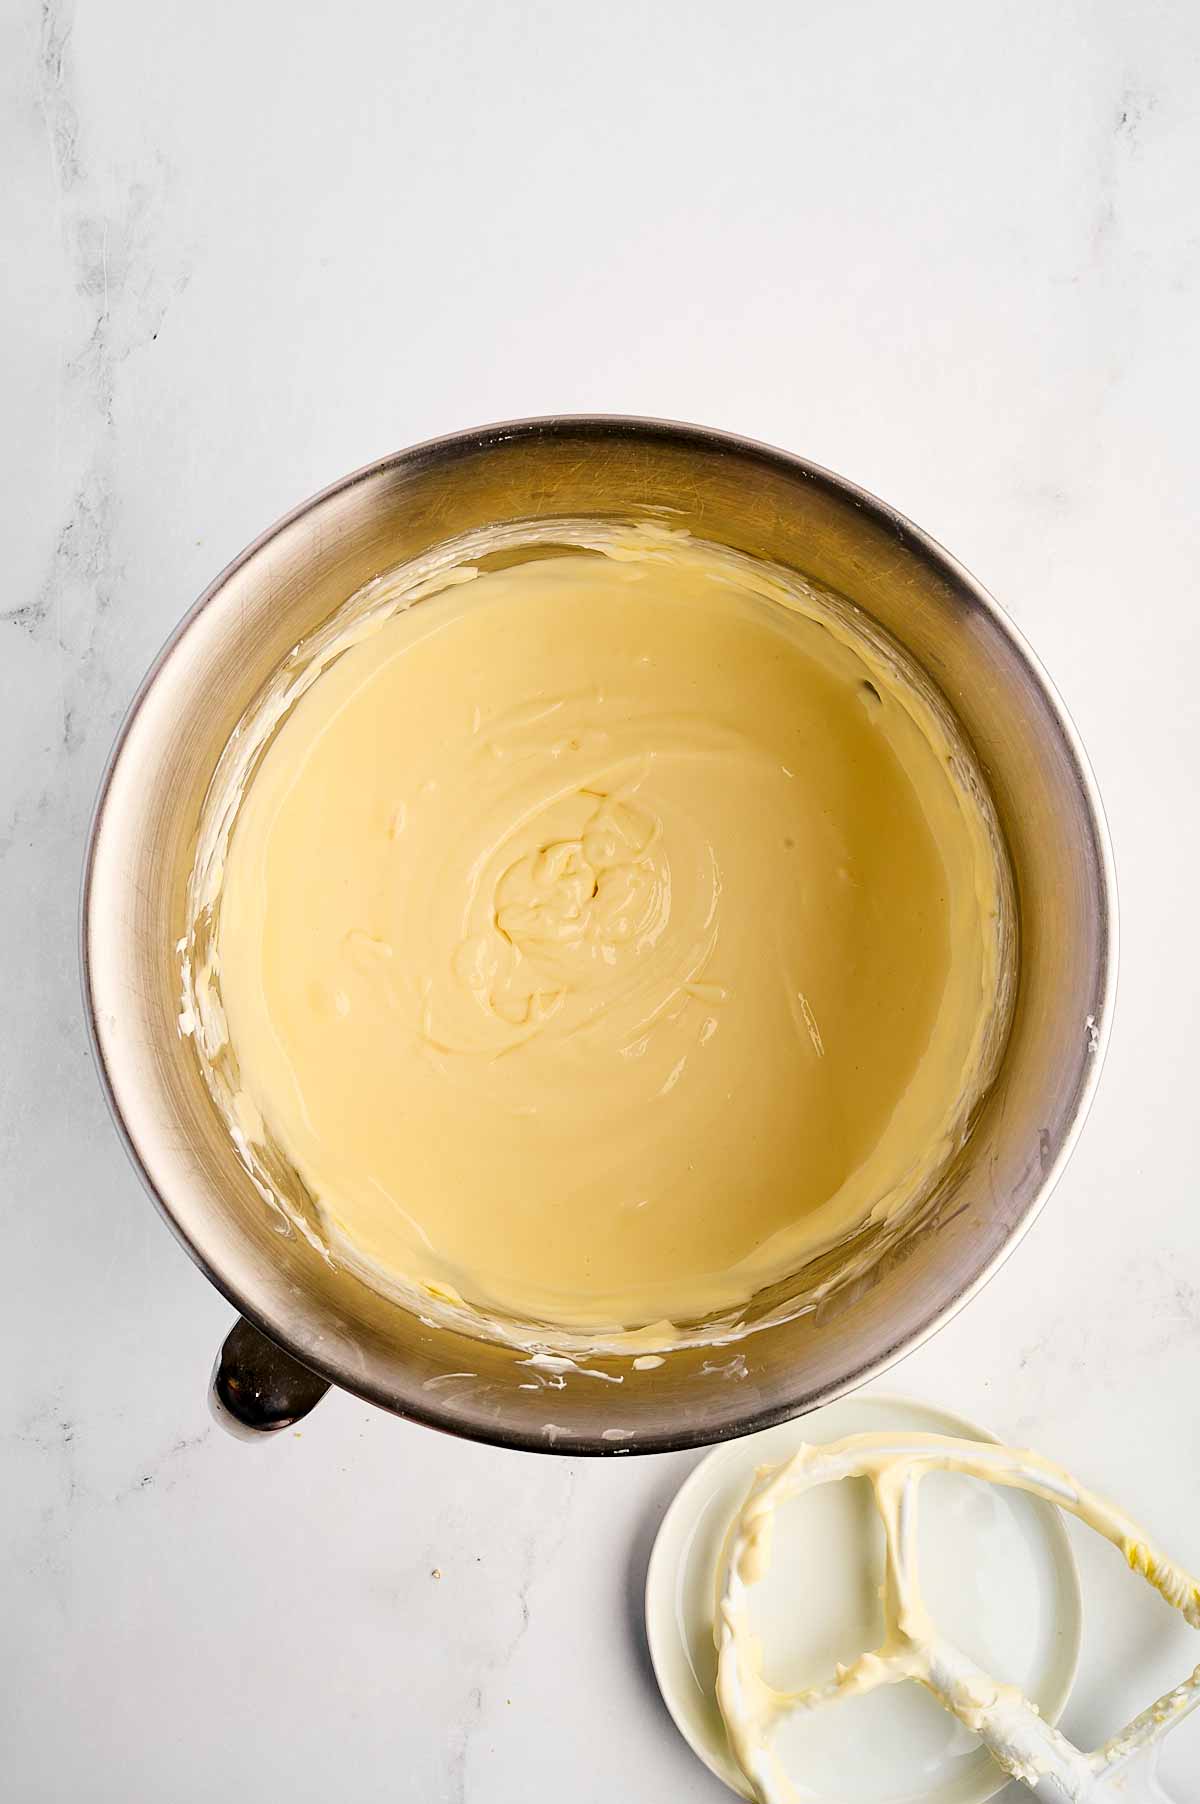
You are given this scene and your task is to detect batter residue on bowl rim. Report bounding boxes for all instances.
[180,520,1015,1353]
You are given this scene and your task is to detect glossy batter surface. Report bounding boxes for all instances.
[210,535,1008,1337]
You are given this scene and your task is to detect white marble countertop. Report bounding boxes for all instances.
[5,3,1200,1798]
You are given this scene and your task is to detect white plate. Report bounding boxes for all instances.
[645,1393,1082,1804]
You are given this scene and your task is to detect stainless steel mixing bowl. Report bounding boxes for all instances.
[82,418,1115,1453]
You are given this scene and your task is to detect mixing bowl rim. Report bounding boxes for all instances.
[80,414,1119,1456]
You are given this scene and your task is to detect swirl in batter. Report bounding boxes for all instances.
[201,529,1012,1340]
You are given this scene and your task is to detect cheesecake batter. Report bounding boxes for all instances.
[187,524,1012,1344]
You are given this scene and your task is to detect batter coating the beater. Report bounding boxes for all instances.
[185,525,1012,1343]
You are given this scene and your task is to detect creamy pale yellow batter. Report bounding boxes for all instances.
[192,526,1011,1343]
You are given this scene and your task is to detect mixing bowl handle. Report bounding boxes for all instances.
[209,1315,331,1438]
